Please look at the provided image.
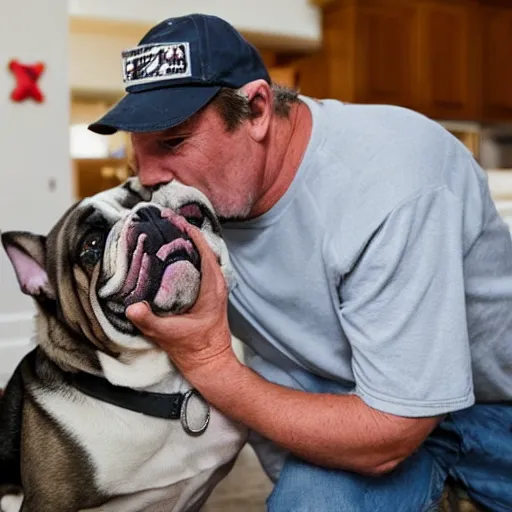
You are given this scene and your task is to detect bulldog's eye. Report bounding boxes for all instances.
[79,232,105,266]
[177,203,204,228]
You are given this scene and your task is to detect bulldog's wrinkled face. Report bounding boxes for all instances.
[88,180,228,336]
[99,205,201,325]
[1,179,231,365]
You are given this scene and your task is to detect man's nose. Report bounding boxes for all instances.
[136,162,175,190]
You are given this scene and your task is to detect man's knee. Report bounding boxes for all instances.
[267,457,350,512]
[266,451,445,512]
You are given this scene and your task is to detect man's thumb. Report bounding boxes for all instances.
[125,301,154,333]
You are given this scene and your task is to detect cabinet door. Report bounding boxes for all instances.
[418,1,478,120]
[481,5,512,121]
[354,3,419,108]
[73,159,129,200]
[268,66,299,88]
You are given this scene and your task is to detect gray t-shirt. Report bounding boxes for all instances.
[222,96,512,478]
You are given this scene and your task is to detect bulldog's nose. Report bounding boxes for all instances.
[136,206,185,245]
[137,205,162,224]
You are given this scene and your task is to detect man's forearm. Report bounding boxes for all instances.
[185,352,442,475]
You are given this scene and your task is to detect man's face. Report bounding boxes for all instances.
[131,105,264,222]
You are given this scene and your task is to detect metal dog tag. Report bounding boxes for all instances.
[180,389,210,436]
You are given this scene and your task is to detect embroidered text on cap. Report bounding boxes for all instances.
[122,43,192,86]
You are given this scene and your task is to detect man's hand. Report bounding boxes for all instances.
[125,224,235,376]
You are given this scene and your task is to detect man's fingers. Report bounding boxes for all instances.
[186,225,227,294]
[127,300,198,346]
[186,225,219,269]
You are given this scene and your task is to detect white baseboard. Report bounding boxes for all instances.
[0,310,35,339]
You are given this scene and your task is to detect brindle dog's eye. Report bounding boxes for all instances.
[178,203,204,228]
[79,232,105,266]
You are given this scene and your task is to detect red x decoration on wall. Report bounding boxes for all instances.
[8,60,45,103]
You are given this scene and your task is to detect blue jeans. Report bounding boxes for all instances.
[266,375,512,512]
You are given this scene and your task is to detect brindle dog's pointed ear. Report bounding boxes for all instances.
[1,231,56,301]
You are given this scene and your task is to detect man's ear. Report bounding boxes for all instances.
[240,79,273,142]
[1,231,56,301]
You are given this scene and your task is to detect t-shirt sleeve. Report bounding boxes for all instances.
[338,186,475,417]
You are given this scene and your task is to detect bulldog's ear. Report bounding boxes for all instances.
[1,231,56,300]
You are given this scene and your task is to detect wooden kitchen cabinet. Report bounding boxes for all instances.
[300,0,479,120]
[354,2,418,108]
[480,2,512,121]
[300,0,421,109]
[417,0,479,120]
[73,158,132,200]
[268,66,299,88]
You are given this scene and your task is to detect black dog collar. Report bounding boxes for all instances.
[68,371,210,436]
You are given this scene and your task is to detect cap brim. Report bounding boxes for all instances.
[88,85,222,135]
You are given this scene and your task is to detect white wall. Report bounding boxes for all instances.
[69,0,321,96]
[70,30,138,95]
[0,0,73,385]
[69,0,321,46]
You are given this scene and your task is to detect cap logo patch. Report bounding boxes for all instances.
[122,43,192,86]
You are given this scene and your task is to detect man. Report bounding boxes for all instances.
[88,13,512,511]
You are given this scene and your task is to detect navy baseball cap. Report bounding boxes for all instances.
[88,14,271,135]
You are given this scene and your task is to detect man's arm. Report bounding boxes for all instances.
[185,350,442,475]
[126,225,443,476]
